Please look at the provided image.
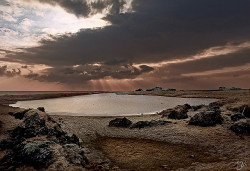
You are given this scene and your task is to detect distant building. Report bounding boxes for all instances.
[219,87,226,90]
[146,87,163,91]
[136,88,143,91]
[230,87,242,90]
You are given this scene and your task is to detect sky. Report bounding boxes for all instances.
[0,0,249,91]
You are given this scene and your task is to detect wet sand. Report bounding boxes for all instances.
[0,90,250,170]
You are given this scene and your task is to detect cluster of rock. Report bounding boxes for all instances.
[228,105,250,135]
[188,108,223,127]
[109,117,171,129]
[109,102,250,136]
[0,108,88,170]
[160,104,191,119]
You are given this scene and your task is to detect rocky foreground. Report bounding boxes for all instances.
[0,107,108,170]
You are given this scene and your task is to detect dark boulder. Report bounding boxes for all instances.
[189,110,223,127]
[37,107,45,112]
[130,121,150,129]
[9,110,30,120]
[230,122,250,135]
[183,104,192,109]
[130,120,171,129]
[168,109,188,119]
[231,113,246,122]
[109,118,132,128]
[0,120,2,128]
[161,104,190,119]
[149,120,171,127]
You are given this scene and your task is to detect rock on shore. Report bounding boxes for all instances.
[109,117,132,128]
[189,109,223,127]
[0,108,88,170]
[160,104,191,119]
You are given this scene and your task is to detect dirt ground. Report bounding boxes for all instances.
[0,90,250,170]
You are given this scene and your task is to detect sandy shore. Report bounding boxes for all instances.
[0,90,249,170]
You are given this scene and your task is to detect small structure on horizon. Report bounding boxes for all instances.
[230,87,242,90]
[219,86,242,90]
[146,87,163,91]
[167,88,176,91]
[135,88,143,91]
[219,87,226,91]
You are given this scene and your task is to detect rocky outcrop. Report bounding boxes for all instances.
[8,109,30,119]
[130,120,171,129]
[0,109,87,170]
[109,118,132,128]
[231,113,246,122]
[160,104,191,119]
[230,122,250,135]
[37,107,45,112]
[189,109,223,127]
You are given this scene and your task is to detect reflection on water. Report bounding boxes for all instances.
[10,93,217,116]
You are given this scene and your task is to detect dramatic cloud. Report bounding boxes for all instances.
[24,63,154,84]
[21,0,127,17]
[1,0,250,90]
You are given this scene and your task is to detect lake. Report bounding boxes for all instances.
[10,93,217,116]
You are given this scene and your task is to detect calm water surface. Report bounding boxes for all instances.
[10,93,217,116]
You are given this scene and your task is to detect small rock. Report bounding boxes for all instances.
[190,154,195,158]
[130,121,150,129]
[231,113,246,121]
[230,122,250,135]
[109,118,132,128]
[37,107,45,112]
[130,120,171,129]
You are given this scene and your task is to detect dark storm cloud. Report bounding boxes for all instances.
[0,65,21,77]
[5,0,250,84]
[24,64,154,84]
[163,48,250,76]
